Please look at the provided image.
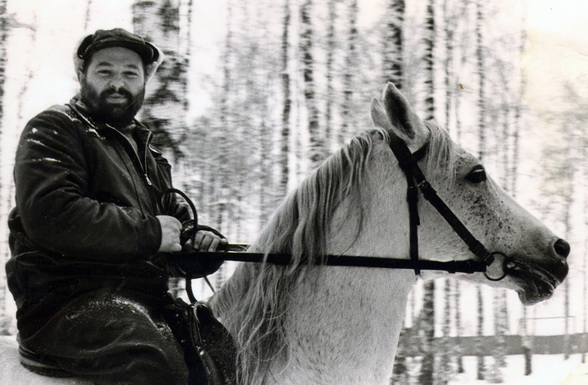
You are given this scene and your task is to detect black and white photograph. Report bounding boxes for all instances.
[0,0,586,384]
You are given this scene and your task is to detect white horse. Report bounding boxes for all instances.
[0,83,569,384]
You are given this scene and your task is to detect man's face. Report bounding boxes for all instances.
[80,46,146,127]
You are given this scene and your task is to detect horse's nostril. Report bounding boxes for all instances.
[553,239,571,258]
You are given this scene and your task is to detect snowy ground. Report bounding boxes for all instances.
[448,354,588,385]
[3,334,587,384]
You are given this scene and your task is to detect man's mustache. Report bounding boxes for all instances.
[101,88,133,100]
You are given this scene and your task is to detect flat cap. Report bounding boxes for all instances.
[76,28,160,64]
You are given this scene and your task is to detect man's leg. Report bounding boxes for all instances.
[19,292,190,385]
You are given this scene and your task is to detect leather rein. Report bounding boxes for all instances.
[166,129,512,284]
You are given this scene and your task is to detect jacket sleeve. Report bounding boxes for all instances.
[14,109,162,261]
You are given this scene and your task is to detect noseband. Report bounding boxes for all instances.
[386,127,510,281]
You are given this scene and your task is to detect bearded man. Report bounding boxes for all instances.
[5,28,230,384]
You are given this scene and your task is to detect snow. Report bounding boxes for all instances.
[448,355,587,385]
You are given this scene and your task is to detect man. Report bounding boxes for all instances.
[6,28,229,384]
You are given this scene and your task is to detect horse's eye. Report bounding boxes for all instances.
[466,165,487,183]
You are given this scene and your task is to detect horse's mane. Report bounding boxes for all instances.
[211,123,456,385]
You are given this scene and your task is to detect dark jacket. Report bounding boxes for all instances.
[6,98,190,337]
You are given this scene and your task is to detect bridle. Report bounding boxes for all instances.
[165,128,514,290]
[386,126,511,281]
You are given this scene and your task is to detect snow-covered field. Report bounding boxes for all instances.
[3,333,587,384]
[448,355,587,385]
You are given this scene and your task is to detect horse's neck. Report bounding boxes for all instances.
[276,175,415,384]
[211,141,417,384]
[273,269,414,385]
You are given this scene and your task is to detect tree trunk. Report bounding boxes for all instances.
[475,1,486,379]
[0,0,15,333]
[325,0,336,149]
[213,0,234,261]
[477,287,485,380]
[0,0,8,332]
[382,0,404,88]
[422,0,435,122]
[299,0,324,169]
[419,2,436,383]
[438,279,452,385]
[419,283,436,385]
[475,0,486,161]
[340,0,358,145]
[514,27,531,375]
[133,0,191,299]
[133,0,189,161]
[489,290,507,383]
[279,0,291,199]
[583,136,588,364]
[0,0,7,141]
[454,280,464,373]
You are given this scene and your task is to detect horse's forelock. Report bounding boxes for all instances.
[423,121,458,187]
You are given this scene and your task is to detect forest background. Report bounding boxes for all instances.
[0,0,587,384]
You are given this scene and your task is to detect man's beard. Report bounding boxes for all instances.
[80,80,145,128]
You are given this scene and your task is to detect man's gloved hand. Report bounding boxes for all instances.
[180,221,228,252]
[174,221,227,277]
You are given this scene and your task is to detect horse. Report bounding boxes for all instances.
[0,83,569,384]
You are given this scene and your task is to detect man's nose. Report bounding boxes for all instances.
[109,78,125,91]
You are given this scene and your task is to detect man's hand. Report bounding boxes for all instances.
[157,215,182,252]
[185,230,228,252]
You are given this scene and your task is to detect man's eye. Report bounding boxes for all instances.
[466,165,487,183]
[97,70,112,76]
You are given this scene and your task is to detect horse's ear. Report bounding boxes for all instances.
[382,82,426,140]
[370,98,393,131]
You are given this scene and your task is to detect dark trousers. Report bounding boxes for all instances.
[18,290,209,384]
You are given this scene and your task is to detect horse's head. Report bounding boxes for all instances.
[371,83,569,305]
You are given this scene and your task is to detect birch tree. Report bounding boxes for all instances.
[0,0,9,334]
[279,0,291,199]
[0,0,8,152]
[133,0,190,297]
[438,280,453,385]
[386,4,407,380]
[325,0,336,149]
[300,0,324,169]
[488,59,514,384]
[419,1,436,383]
[340,0,358,145]
[475,0,486,380]
[539,90,580,360]
[454,280,464,373]
[382,0,404,88]
[475,0,486,160]
[209,0,236,288]
[133,0,188,160]
[583,132,588,365]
